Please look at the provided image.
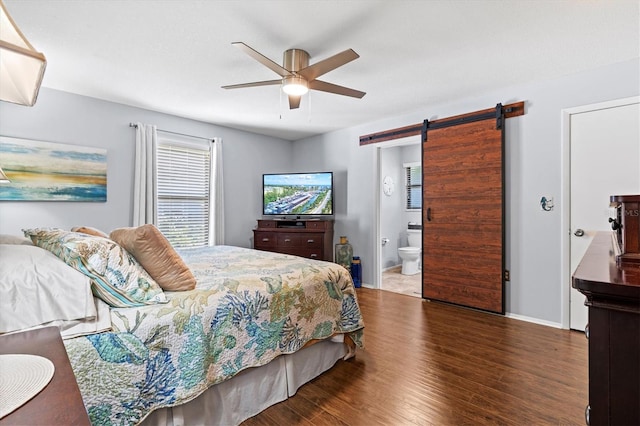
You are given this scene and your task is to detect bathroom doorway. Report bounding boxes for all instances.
[375,135,422,297]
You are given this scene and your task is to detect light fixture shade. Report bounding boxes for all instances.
[282,75,308,96]
[0,0,46,106]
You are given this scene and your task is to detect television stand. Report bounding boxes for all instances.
[253,219,334,261]
[274,220,307,228]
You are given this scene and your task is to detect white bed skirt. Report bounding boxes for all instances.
[141,336,348,426]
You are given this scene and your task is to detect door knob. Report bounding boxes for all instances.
[574,229,585,237]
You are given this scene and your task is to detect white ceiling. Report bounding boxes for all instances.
[5,0,639,140]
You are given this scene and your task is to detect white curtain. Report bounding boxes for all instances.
[212,138,225,245]
[133,122,158,226]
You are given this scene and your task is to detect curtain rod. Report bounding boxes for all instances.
[129,123,213,142]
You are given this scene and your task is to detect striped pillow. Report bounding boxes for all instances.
[23,228,166,308]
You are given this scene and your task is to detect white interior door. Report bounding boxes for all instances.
[569,100,640,331]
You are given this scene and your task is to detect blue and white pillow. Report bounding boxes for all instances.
[23,228,167,308]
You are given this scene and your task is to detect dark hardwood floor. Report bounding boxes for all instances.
[243,287,588,425]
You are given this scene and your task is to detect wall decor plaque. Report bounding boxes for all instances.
[0,136,107,202]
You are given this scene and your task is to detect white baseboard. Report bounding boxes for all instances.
[382,264,402,272]
[505,312,563,329]
[363,284,563,329]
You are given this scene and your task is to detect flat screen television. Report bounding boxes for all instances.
[263,172,333,216]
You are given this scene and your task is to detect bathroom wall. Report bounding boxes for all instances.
[380,146,402,268]
[380,142,421,269]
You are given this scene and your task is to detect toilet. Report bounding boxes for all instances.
[398,228,421,275]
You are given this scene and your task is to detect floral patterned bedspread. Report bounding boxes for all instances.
[63,246,364,425]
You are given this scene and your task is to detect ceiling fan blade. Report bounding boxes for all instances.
[298,49,360,81]
[288,95,301,109]
[232,42,291,77]
[221,79,281,89]
[309,80,366,99]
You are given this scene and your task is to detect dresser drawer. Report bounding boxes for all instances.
[257,220,276,229]
[280,247,323,260]
[276,233,324,248]
[254,231,276,248]
[299,233,323,248]
[296,248,323,260]
[306,221,327,230]
[277,233,303,247]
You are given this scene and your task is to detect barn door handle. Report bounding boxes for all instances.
[426,207,432,222]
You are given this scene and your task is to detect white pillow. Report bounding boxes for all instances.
[0,234,33,245]
[0,244,97,334]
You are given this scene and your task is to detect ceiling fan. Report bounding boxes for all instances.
[222,42,366,109]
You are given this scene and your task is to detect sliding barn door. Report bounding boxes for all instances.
[422,105,505,314]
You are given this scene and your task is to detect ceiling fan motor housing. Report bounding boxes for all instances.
[283,49,309,72]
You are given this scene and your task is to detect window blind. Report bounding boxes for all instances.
[405,164,422,210]
[157,141,211,248]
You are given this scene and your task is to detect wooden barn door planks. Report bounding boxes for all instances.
[421,105,505,314]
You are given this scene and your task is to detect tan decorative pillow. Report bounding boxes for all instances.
[71,226,109,238]
[110,224,196,291]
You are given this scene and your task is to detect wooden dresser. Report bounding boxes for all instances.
[572,232,640,426]
[0,326,91,425]
[253,219,334,261]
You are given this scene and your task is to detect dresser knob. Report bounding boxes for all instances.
[310,254,318,258]
[307,239,315,243]
[262,238,269,242]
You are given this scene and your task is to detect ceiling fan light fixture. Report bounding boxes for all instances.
[282,75,308,96]
[0,0,47,106]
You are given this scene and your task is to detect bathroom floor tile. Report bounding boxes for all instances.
[381,266,421,298]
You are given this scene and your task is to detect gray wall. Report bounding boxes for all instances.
[1,58,637,326]
[0,88,293,248]
[378,143,421,269]
[292,58,639,325]
[380,145,403,268]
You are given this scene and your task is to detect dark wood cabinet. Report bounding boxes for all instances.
[0,326,91,425]
[572,232,640,426]
[253,219,334,261]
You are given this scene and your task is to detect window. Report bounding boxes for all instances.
[156,136,213,248]
[404,162,422,210]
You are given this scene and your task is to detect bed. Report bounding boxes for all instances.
[0,227,364,425]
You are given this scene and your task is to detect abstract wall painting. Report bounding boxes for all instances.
[0,136,107,202]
